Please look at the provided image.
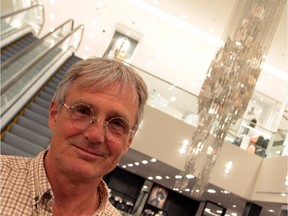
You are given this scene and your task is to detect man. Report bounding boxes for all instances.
[0,57,148,215]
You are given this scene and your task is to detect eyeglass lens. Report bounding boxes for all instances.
[65,103,131,139]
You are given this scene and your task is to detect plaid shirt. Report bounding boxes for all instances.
[0,150,121,216]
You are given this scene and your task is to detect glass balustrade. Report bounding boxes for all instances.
[1,22,84,118]
[1,4,44,41]
[127,63,287,159]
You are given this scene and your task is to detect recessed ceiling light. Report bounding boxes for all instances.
[175,175,182,179]
[221,190,230,194]
[155,176,162,180]
[122,165,127,168]
[127,163,133,167]
[170,96,177,102]
[165,176,170,179]
[186,174,194,179]
[207,189,216,193]
[232,205,237,208]
[142,160,148,164]
[268,209,275,212]
[150,158,157,162]
[148,176,153,180]
[134,162,139,166]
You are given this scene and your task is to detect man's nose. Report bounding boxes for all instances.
[84,118,107,143]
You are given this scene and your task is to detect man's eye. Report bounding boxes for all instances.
[73,106,92,117]
[110,119,125,128]
[109,118,129,132]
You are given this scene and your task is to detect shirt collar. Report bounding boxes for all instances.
[27,150,111,210]
[28,150,53,206]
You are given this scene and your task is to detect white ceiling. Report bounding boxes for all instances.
[39,0,288,103]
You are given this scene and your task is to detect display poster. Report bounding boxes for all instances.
[103,31,138,63]
[147,186,169,209]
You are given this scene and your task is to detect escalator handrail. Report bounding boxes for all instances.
[1,19,74,70]
[1,4,43,19]
[1,23,84,95]
[0,4,45,39]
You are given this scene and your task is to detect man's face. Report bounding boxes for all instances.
[47,80,138,181]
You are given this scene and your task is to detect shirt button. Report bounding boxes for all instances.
[43,191,52,200]
[34,196,40,201]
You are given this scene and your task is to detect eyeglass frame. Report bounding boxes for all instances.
[61,101,136,139]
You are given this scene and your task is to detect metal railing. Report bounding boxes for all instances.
[0,4,45,47]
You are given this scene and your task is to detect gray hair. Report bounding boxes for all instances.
[53,57,148,130]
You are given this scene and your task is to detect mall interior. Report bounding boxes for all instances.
[1,0,287,216]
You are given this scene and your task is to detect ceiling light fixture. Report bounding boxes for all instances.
[207,189,216,193]
[186,174,194,179]
[170,96,177,102]
[155,176,162,180]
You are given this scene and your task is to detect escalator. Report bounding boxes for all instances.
[1,33,38,64]
[1,19,84,125]
[1,55,82,157]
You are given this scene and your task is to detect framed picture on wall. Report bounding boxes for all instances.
[103,30,139,63]
[202,201,226,216]
[147,185,169,209]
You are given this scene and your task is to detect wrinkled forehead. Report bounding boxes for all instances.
[71,76,139,104]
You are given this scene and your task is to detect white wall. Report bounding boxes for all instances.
[133,105,288,203]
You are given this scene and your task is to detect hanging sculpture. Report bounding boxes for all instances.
[175,0,287,197]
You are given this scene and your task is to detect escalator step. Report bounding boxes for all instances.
[2,132,44,156]
[10,124,49,148]
[17,116,52,138]
[1,141,34,157]
[23,109,48,127]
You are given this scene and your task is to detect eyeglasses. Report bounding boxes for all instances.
[62,102,134,141]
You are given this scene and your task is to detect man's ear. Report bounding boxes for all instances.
[48,101,58,131]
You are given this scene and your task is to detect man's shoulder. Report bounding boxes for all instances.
[0,155,32,170]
